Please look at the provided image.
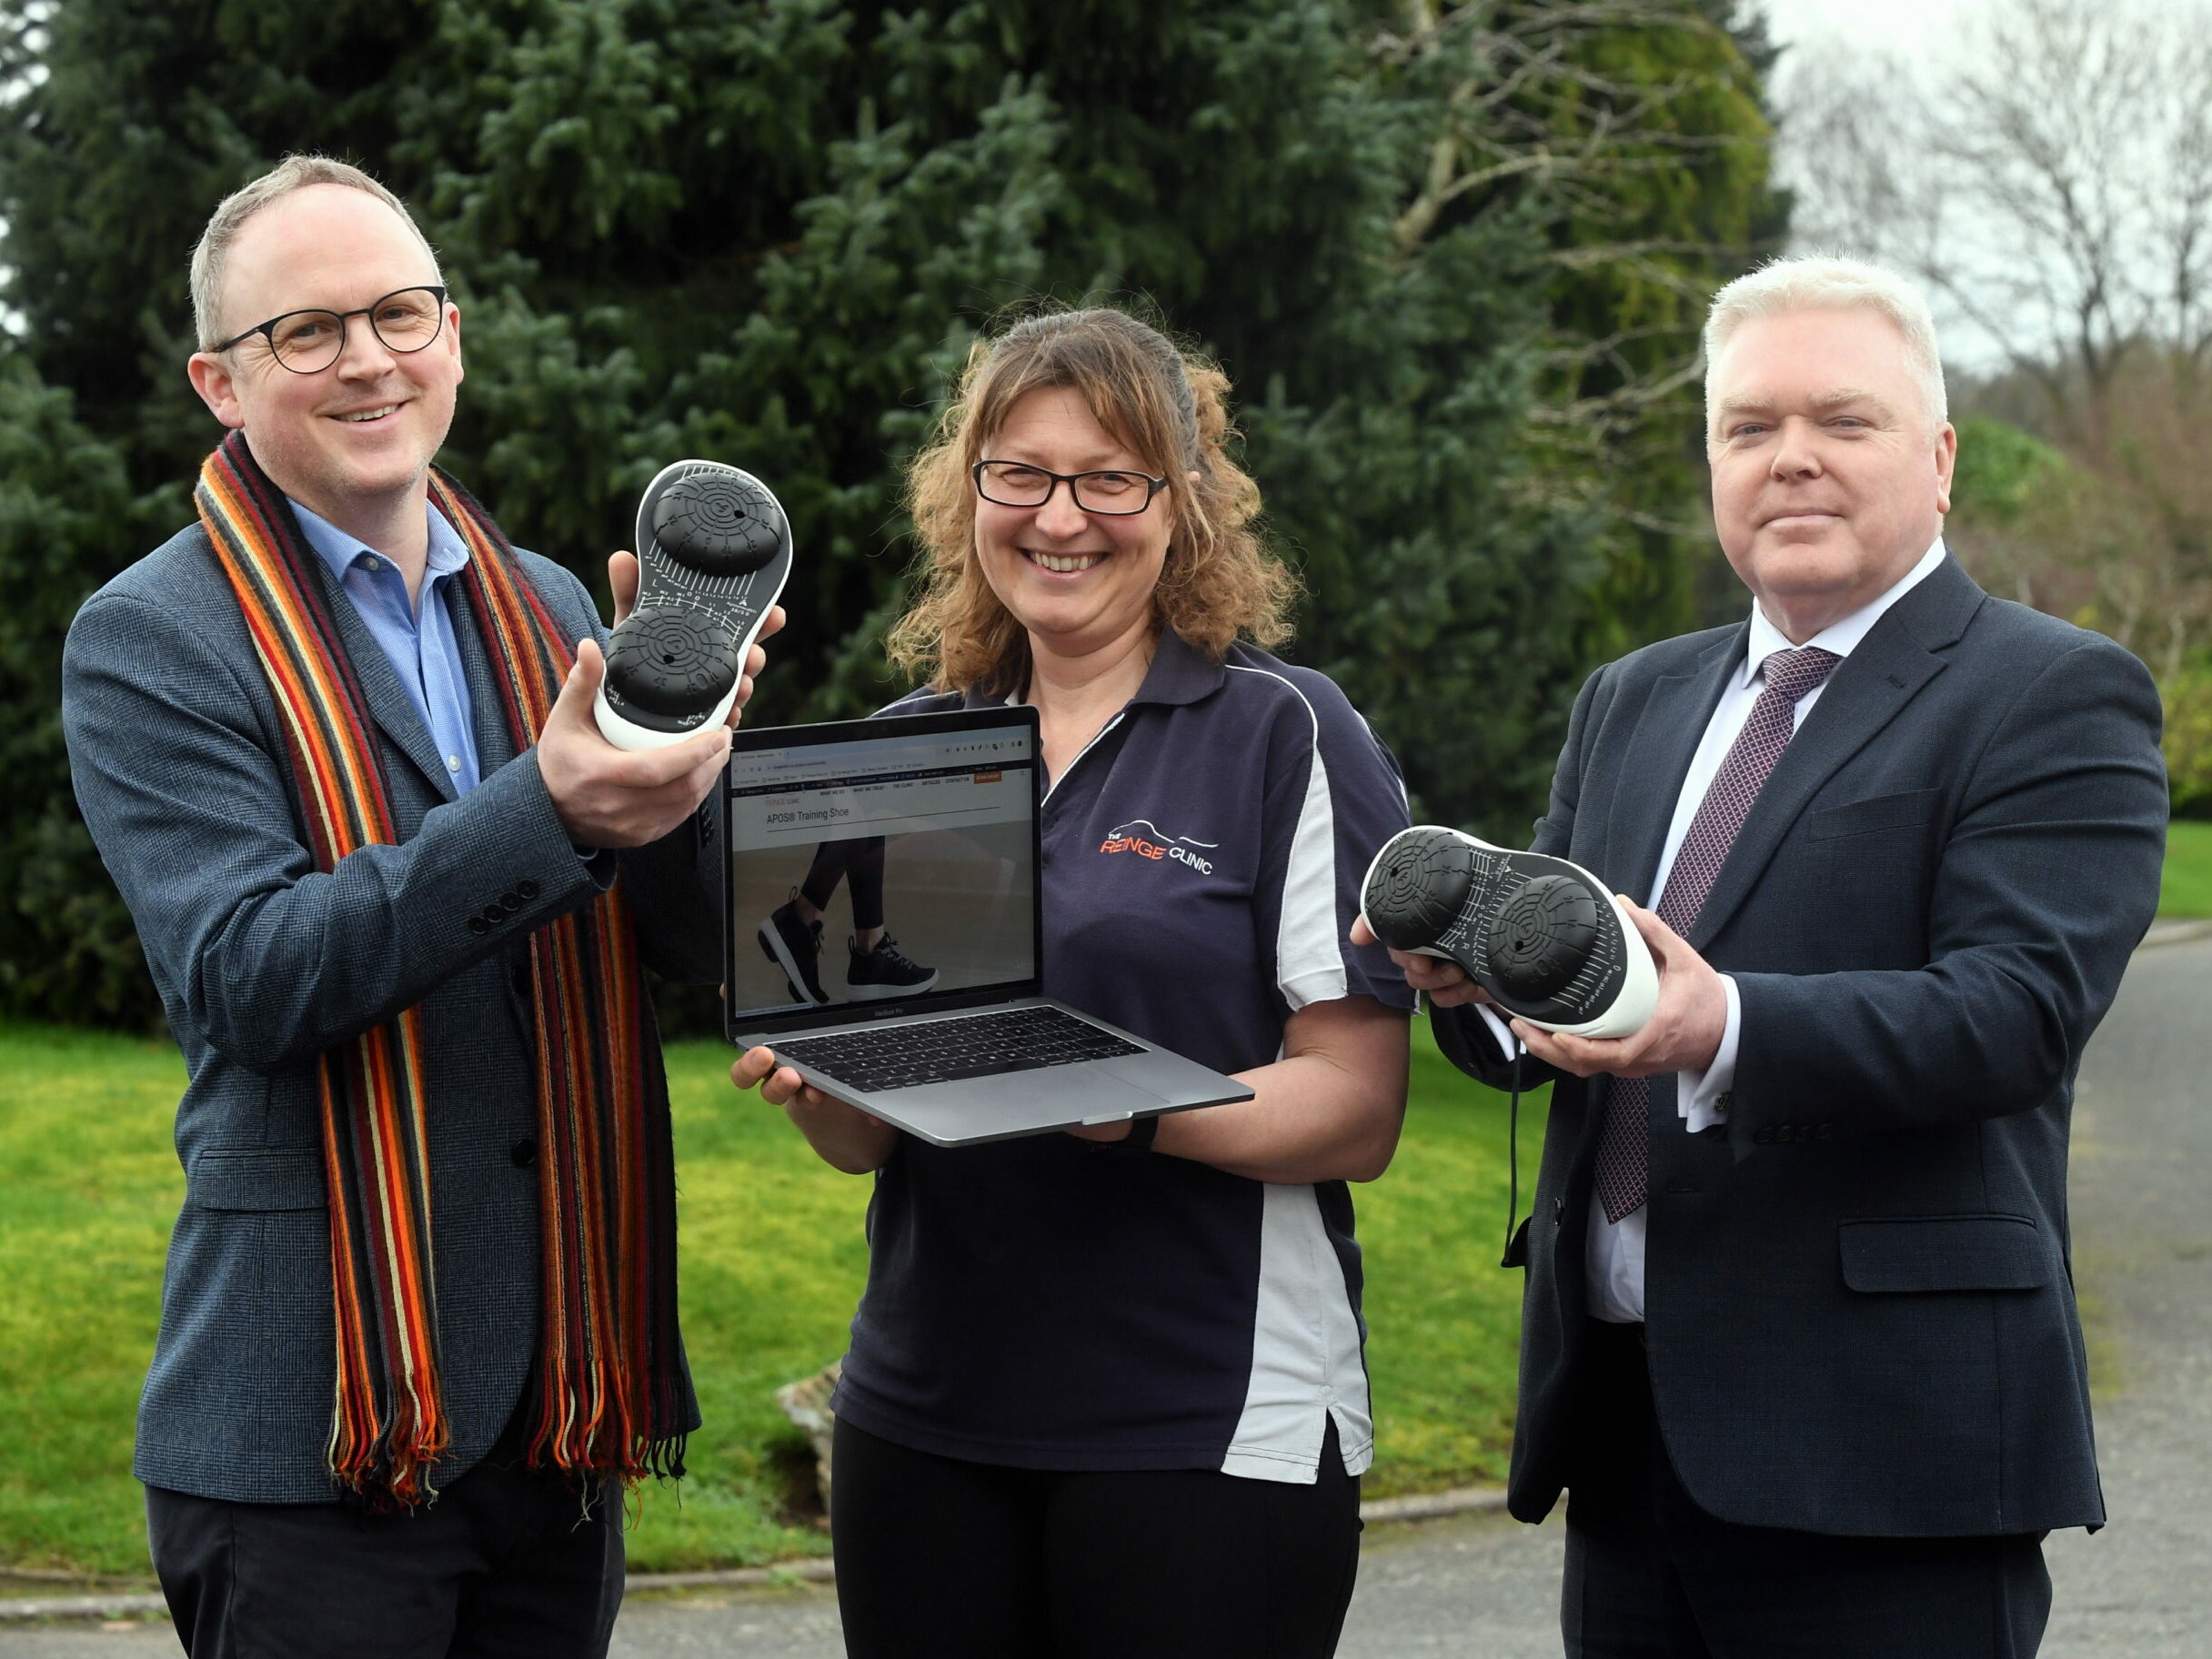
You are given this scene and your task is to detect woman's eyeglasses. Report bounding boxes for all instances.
[971,460,1169,516]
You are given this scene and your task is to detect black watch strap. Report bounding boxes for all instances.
[1093,1113,1161,1154]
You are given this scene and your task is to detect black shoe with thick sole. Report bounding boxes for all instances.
[845,934,939,1001]
[1359,827,1656,1039]
[757,898,828,1006]
[594,460,792,751]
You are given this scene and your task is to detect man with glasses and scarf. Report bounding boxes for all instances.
[61,156,777,1657]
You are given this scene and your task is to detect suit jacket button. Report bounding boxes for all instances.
[1815,1121,1835,1139]
[511,1137,538,1169]
[1753,1125,1775,1145]
[518,879,540,900]
[500,890,523,913]
[482,902,506,925]
[468,916,491,936]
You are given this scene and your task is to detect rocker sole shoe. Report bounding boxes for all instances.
[758,908,828,1007]
[593,459,793,751]
[1358,826,1657,1040]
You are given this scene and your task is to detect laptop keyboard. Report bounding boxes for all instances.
[774,1006,1143,1093]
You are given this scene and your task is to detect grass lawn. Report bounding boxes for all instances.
[2160,819,2212,918]
[0,1020,1541,1577]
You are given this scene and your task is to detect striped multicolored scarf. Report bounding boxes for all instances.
[196,429,687,1507]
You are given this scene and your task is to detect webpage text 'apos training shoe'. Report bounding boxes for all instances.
[1359,827,1657,1040]
[594,460,792,751]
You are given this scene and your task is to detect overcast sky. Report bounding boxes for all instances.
[1755,0,1990,59]
[1755,0,2010,368]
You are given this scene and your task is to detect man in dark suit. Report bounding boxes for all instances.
[61,157,776,1657]
[1363,256,2167,1655]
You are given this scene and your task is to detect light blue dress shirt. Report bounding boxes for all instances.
[293,501,482,795]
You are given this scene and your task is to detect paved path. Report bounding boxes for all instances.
[2039,933,2212,1656]
[8,938,2206,1656]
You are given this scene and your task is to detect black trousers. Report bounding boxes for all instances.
[1563,1319,2052,1659]
[830,1415,1363,1659]
[146,1413,621,1659]
[802,835,887,931]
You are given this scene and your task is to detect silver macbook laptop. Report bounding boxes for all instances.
[721,707,1253,1146]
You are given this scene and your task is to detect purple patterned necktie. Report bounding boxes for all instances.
[1592,645,1841,1224]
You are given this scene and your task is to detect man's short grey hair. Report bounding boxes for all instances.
[190,156,444,350]
[1703,255,1948,431]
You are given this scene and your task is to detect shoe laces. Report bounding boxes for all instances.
[855,933,921,970]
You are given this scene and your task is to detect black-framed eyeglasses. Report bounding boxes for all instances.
[210,286,450,375]
[971,459,1169,516]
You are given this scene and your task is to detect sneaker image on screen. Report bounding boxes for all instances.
[758,895,828,1006]
[1359,827,1657,1040]
[846,934,939,1001]
[594,459,792,751]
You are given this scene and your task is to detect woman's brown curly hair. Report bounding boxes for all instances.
[887,307,1297,696]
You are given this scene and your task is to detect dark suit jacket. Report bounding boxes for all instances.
[62,519,717,1503]
[1436,557,2166,1538]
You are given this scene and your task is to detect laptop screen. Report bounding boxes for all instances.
[721,708,1041,1032]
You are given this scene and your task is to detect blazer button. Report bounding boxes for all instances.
[500,890,523,913]
[1815,1121,1835,1140]
[511,1137,538,1169]
[518,879,539,900]
[1753,1125,1775,1146]
[468,916,491,936]
[482,903,506,925]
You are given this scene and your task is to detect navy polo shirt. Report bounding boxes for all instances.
[833,631,1415,1482]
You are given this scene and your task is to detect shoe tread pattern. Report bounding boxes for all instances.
[1363,830,1627,1027]
[651,473,783,577]
[603,460,792,738]
[603,607,741,715]
[1363,827,1476,950]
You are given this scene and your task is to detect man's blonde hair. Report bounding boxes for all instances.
[190,156,443,349]
[1704,255,1947,430]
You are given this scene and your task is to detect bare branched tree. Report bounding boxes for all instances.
[1377,1,1775,532]
[1776,0,2212,794]
[1778,0,2212,447]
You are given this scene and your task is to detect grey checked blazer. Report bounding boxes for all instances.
[1438,558,2167,1538]
[63,517,715,1503]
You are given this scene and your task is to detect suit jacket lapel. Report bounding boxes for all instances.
[303,549,461,805]
[1688,558,1985,950]
[1605,627,1744,905]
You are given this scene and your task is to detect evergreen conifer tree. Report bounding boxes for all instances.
[0,0,1778,1026]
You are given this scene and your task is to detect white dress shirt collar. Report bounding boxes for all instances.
[1736,537,1948,690]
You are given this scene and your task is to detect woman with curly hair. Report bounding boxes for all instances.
[734,307,1415,1659]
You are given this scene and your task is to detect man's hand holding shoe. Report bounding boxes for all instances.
[538,549,783,849]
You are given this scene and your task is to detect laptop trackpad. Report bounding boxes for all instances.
[886,1063,1170,1132]
[1044,1064,1171,1123]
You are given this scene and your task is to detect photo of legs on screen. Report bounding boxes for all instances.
[728,724,1036,1015]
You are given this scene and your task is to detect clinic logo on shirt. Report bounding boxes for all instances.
[1101,819,1218,876]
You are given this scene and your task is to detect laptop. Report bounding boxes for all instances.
[721,706,1255,1146]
